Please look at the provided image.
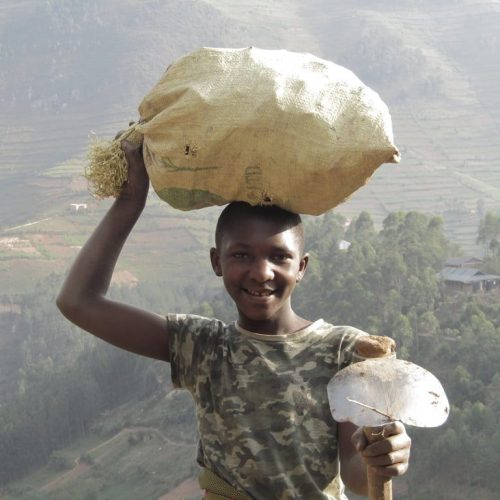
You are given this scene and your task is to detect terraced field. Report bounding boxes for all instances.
[1,0,499,253]
[2,4,499,496]
[293,0,500,253]
[2,392,200,500]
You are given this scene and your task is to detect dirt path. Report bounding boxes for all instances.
[39,426,191,494]
[3,217,52,232]
[39,462,91,494]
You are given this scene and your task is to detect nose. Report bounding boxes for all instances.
[249,258,274,283]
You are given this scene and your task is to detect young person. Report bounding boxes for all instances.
[57,139,411,499]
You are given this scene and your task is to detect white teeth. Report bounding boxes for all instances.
[246,289,273,297]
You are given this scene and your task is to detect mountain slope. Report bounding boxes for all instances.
[294,0,500,253]
[1,0,499,240]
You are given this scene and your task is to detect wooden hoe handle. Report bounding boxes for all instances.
[354,336,396,500]
[363,426,393,500]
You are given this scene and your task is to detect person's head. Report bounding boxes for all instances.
[210,202,308,332]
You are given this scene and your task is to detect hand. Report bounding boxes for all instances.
[118,139,150,207]
[352,421,411,478]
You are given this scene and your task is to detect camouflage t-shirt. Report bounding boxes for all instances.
[167,314,366,500]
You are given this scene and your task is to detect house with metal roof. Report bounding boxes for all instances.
[438,266,500,293]
[444,256,484,269]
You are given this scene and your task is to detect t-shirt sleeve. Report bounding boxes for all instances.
[334,326,368,371]
[166,313,225,392]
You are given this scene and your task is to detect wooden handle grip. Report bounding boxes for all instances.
[356,337,396,500]
[364,426,393,500]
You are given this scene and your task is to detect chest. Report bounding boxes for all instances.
[194,337,340,423]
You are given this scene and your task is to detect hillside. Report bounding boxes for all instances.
[1,2,500,498]
[0,192,218,295]
[3,388,201,500]
[0,0,499,254]
[0,0,246,225]
[2,210,499,499]
[299,0,500,253]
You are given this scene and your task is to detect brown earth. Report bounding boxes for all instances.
[0,304,21,314]
[158,478,201,500]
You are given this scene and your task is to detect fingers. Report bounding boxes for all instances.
[360,422,411,477]
[368,459,409,478]
[117,137,149,200]
[382,420,406,438]
[364,448,410,476]
[114,121,136,140]
[121,139,143,159]
[121,140,147,185]
[362,422,411,457]
[364,459,410,478]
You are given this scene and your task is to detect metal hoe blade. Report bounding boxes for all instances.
[327,358,449,428]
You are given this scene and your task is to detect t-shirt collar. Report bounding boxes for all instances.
[234,319,325,342]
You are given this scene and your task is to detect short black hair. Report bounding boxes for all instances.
[215,201,304,252]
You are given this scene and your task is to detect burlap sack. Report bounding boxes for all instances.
[135,47,399,215]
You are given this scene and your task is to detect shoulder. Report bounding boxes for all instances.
[167,314,231,390]
[167,313,227,334]
[307,320,368,369]
[310,319,368,341]
[167,313,230,354]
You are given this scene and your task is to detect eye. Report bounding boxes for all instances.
[232,252,248,259]
[271,253,289,262]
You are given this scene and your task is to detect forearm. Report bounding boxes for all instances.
[54,140,170,362]
[339,422,368,496]
[341,451,368,496]
[57,197,145,310]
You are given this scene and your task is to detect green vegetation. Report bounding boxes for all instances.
[477,212,500,273]
[0,0,498,494]
[302,212,500,498]
[1,210,499,498]
[0,274,200,495]
[211,210,500,498]
[3,393,198,500]
[30,240,53,260]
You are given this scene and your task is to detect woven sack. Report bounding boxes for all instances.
[123,47,400,215]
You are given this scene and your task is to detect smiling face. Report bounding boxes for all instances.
[210,206,309,334]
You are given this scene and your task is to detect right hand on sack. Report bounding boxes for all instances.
[119,139,150,207]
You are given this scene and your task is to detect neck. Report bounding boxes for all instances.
[238,313,311,335]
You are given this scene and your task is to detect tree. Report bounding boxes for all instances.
[477,212,500,273]
[477,212,500,253]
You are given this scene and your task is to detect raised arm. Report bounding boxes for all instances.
[56,140,170,362]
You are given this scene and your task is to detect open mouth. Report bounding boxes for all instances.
[243,288,275,297]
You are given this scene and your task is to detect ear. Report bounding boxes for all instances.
[210,247,223,276]
[296,253,309,283]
